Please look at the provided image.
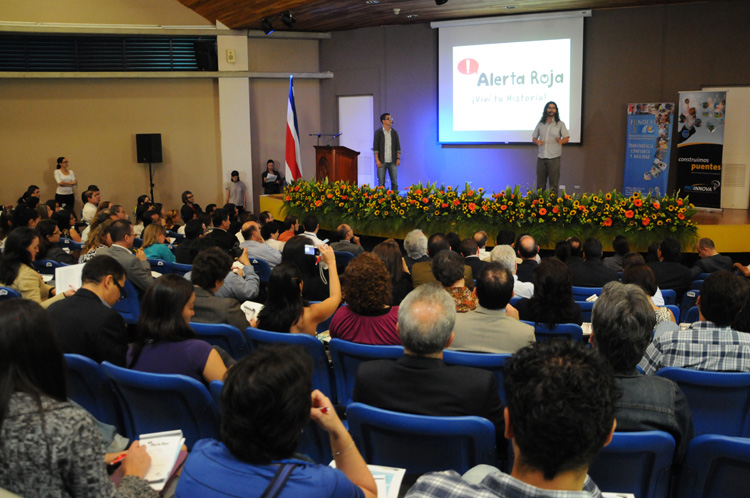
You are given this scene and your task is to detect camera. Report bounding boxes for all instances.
[304,244,319,256]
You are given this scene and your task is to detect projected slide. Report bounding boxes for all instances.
[453,39,570,131]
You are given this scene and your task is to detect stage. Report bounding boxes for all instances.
[260,194,750,255]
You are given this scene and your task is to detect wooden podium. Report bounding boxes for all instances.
[314,146,359,184]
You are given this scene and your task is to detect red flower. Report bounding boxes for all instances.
[327,194,333,199]
[676,198,684,206]
[409,199,416,205]
[482,205,488,211]
[634,199,643,207]
[652,202,660,209]
[314,200,322,207]
[604,217,613,226]
[414,189,422,196]
[453,199,460,206]
[500,204,508,211]
[441,203,448,208]
[293,186,300,191]
[678,213,685,220]
[539,208,547,216]
[468,202,476,211]
[468,190,474,196]
[285,196,291,201]
[642,217,650,226]
[387,190,393,195]
[625,210,634,218]
[440,191,445,195]
[552,206,560,214]
[422,197,429,204]
[341,195,348,200]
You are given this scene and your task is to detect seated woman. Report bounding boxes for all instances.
[36,219,76,264]
[622,263,676,324]
[127,274,227,385]
[330,253,401,345]
[79,219,114,264]
[0,228,73,308]
[282,235,331,302]
[52,209,81,242]
[176,344,377,498]
[372,238,413,306]
[515,257,583,326]
[141,223,176,263]
[253,245,340,335]
[432,249,477,313]
[0,299,156,497]
[164,209,182,232]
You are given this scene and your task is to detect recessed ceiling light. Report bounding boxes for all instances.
[365,0,379,4]
[406,14,419,18]
[505,5,517,9]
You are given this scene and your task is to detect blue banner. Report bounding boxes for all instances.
[622,103,675,197]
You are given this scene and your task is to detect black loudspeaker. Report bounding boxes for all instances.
[136,134,162,163]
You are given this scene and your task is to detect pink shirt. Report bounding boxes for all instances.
[329,305,401,345]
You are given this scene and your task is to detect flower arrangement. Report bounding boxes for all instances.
[283,179,698,248]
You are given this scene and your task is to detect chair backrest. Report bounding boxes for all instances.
[208,380,223,407]
[250,258,271,283]
[0,286,22,301]
[690,279,704,291]
[64,354,126,435]
[191,322,250,360]
[588,431,675,498]
[333,251,355,272]
[677,435,750,498]
[661,289,677,305]
[133,237,143,249]
[170,262,193,276]
[346,402,497,475]
[655,367,750,437]
[572,286,602,301]
[101,362,220,449]
[442,350,511,404]
[521,321,584,343]
[577,300,594,323]
[681,289,700,317]
[57,237,84,250]
[665,304,680,323]
[683,306,699,324]
[328,339,404,407]
[696,272,711,281]
[308,300,339,334]
[244,327,336,402]
[33,259,67,275]
[147,258,172,275]
[509,296,522,306]
[166,230,185,240]
[112,279,141,325]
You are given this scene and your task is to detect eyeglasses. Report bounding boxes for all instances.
[112,278,126,301]
[61,161,69,164]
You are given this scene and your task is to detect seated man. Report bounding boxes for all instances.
[592,281,694,461]
[206,208,237,253]
[406,340,618,498]
[331,224,365,256]
[459,238,487,282]
[47,255,129,366]
[691,237,732,278]
[569,237,619,287]
[515,235,538,283]
[96,219,154,293]
[174,219,207,265]
[450,263,534,354]
[602,235,629,272]
[640,270,750,373]
[239,220,282,269]
[473,230,491,261]
[647,237,692,298]
[190,247,251,332]
[490,244,534,299]
[411,233,473,290]
[354,284,504,449]
[403,229,430,271]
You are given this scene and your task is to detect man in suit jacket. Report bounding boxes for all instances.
[450,263,535,354]
[691,237,732,278]
[96,219,154,293]
[47,255,129,366]
[569,237,619,288]
[190,246,250,332]
[353,284,504,450]
[206,208,238,253]
[648,237,692,298]
[515,235,538,283]
[412,233,473,290]
[459,238,487,282]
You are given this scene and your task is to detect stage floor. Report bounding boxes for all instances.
[259,196,750,254]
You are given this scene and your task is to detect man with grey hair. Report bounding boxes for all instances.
[353,284,505,448]
[331,224,364,256]
[490,244,534,299]
[591,281,694,461]
[691,237,732,278]
[403,228,430,271]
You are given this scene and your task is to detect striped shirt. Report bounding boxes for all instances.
[639,321,750,374]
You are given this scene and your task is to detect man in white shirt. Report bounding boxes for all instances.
[531,101,569,195]
[490,244,534,299]
[372,112,401,192]
[239,221,282,269]
[81,188,100,224]
[300,214,325,247]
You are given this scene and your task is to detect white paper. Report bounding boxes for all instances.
[242,301,264,323]
[139,430,184,491]
[330,462,405,498]
[266,173,278,182]
[54,263,84,295]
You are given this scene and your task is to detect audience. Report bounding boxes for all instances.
[459,238,487,282]
[473,230,491,261]
[127,274,227,384]
[490,244,534,299]
[591,281,694,461]
[515,235,539,283]
[239,220,282,269]
[141,223,176,263]
[0,299,156,497]
[568,237,620,287]
[163,209,182,232]
[253,250,340,335]
[176,344,377,498]
[278,215,299,242]
[566,236,584,266]
[354,283,505,450]
[260,220,284,251]
[403,228,430,270]
[514,258,583,326]
[47,255,129,366]
[174,219,207,265]
[281,235,331,301]
[372,238,413,306]
[412,233,473,289]
[79,218,114,264]
[450,263,534,354]
[81,187,101,224]
[621,263,676,323]
[190,247,251,332]
[331,223,364,256]
[602,235,629,272]
[97,219,154,293]
[301,214,325,246]
[330,253,400,345]
[640,270,750,374]
[35,218,76,264]
[180,190,202,223]
[691,237,732,278]
[0,227,72,308]
[206,208,237,253]
[52,209,81,242]
[406,340,618,497]
[647,237,693,298]
[431,249,477,312]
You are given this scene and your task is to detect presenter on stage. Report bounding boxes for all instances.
[532,101,569,195]
[373,112,401,192]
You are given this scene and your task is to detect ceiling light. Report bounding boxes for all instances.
[365,0,380,4]
[281,11,296,28]
[406,14,419,19]
[261,18,274,35]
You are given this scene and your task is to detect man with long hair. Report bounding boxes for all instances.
[532,101,569,195]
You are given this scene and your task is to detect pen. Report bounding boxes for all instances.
[110,452,128,465]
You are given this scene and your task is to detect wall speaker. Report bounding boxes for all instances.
[136,134,162,163]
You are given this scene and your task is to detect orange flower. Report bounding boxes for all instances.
[285,196,291,201]
[341,195,348,200]
[414,189,422,196]
[642,217,650,226]
[409,199,416,205]
[604,217,612,226]
[468,202,476,210]
[625,210,634,218]
[468,190,474,196]
[500,204,508,211]
[293,186,300,191]
[539,208,547,215]
[652,201,660,209]
[676,198,683,206]
[441,203,448,208]
[453,199,460,206]
[422,197,429,204]
[678,213,685,220]
[634,199,643,207]
[314,200,322,207]
[552,206,560,214]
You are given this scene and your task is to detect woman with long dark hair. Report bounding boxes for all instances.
[0,299,155,496]
[53,156,77,211]
[52,209,82,242]
[281,235,334,302]
[253,250,340,335]
[372,238,413,306]
[515,257,582,327]
[127,274,226,384]
[0,228,72,307]
[36,218,76,264]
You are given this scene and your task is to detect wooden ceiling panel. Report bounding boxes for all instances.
[175,0,710,32]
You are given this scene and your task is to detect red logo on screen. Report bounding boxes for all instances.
[457,58,479,75]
